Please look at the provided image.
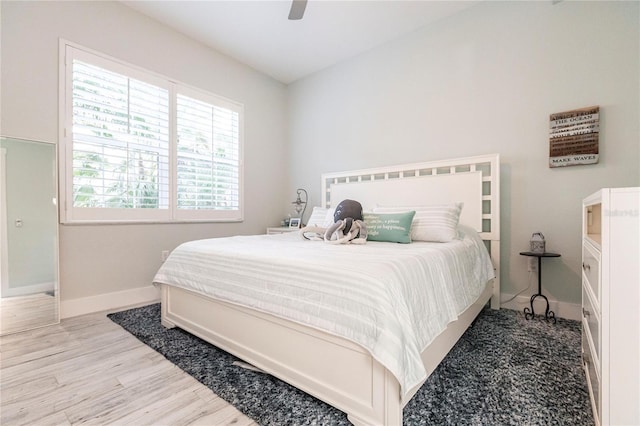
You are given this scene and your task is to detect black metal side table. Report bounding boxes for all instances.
[519,251,561,324]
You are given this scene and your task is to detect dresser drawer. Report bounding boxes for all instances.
[582,327,601,425]
[582,284,600,365]
[582,242,601,303]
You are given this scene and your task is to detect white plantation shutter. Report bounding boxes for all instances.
[176,91,241,219]
[72,60,170,212]
[62,44,243,223]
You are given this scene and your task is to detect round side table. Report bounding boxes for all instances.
[519,251,561,324]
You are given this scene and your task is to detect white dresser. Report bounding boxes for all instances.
[581,188,639,425]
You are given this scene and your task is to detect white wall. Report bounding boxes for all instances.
[287,1,640,309]
[1,1,289,307]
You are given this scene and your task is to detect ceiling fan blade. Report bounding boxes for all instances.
[288,0,307,20]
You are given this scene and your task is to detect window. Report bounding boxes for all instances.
[60,43,243,223]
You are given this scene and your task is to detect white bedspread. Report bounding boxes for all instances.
[153,225,494,395]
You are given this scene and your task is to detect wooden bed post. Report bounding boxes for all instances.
[491,242,501,309]
[345,369,402,426]
[489,154,501,310]
[160,285,176,329]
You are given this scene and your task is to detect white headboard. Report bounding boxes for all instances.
[328,171,483,231]
[321,153,501,308]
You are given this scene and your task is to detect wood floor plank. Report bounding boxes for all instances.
[65,371,195,424]
[1,377,122,425]
[0,293,58,335]
[0,375,59,405]
[94,382,211,426]
[1,330,143,383]
[115,354,177,388]
[187,403,256,426]
[16,409,71,426]
[55,345,156,385]
[149,399,217,426]
[0,310,258,426]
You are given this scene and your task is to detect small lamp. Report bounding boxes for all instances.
[291,188,308,222]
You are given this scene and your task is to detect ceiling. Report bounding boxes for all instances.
[121,1,480,84]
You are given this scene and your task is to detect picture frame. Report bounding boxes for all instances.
[289,217,301,228]
[549,105,599,168]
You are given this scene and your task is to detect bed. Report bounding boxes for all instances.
[155,153,501,425]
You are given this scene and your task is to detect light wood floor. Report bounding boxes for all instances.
[1,293,58,335]
[0,308,258,426]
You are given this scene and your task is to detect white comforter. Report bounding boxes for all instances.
[153,225,494,395]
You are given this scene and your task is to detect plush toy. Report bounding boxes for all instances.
[301,199,367,244]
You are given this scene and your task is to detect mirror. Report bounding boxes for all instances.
[0,136,59,335]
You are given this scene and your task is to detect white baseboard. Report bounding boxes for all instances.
[500,293,581,321]
[61,285,160,319]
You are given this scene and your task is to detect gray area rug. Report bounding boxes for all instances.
[108,305,594,425]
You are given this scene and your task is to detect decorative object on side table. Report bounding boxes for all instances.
[289,217,301,229]
[519,251,561,324]
[291,188,308,224]
[530,232,546,253]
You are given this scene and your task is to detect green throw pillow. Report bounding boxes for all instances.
[364,211,416,243]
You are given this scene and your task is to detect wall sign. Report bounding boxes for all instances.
[549,106,599,168]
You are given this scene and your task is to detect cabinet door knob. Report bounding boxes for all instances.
[582,262,591,271]
[582,307,590,318]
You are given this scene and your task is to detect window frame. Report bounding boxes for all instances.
[59,40,244,224]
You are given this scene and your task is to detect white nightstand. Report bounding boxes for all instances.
[266,227,299,235]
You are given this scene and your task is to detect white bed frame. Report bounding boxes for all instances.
[160,153,500,425]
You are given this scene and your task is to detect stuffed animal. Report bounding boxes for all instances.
[301,199,367,244]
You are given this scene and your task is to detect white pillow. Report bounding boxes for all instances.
[306,206,335,227]
[307,206,327,227]
[373,203,463,242]
[323,207,336,226]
